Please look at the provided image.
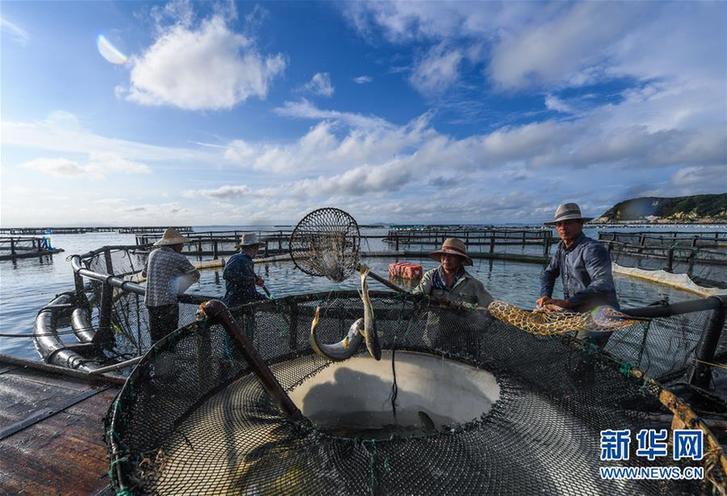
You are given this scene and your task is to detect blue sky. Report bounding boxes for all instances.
[1,1,725,226]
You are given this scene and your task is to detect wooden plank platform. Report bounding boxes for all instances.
[0,363,120,495]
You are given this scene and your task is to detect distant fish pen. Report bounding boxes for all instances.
[599,231,727,290]
[0,226,192,235]
[0,235,63,261]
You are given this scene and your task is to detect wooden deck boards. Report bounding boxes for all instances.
[0,364,120,495]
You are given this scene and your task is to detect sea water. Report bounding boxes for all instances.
[0,225,717,361]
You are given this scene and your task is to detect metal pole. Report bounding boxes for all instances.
[96,249,115,349]
[200,300,303,420]
[689,296,726,389]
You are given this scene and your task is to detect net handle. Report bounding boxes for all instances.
[199,300,304,420]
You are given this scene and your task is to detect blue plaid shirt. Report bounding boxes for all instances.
[540,234,619,311]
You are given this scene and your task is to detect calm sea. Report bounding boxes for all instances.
[1,225,722,361]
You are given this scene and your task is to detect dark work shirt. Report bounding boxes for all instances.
[540,234,619,311]
[222,252,266,307]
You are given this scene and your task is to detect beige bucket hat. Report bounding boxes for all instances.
[544,203,593,226]
[236,233,260,248]
[430,238,473,266]
[154,227,190,246]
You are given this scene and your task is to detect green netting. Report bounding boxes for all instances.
[105,292,726,495]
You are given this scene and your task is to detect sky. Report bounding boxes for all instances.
[1,0,725,226]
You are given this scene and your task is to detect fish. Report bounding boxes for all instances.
[310,306,365,361]
[417,411,437,433]
[358,266,381,360]
[487,300,647,335]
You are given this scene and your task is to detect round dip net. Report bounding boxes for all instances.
[105,291,727,495]
[288,207,360,283]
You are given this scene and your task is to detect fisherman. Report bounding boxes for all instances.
[413,238,493,352]
[144,227,200,343]
[536,202,619,348]
[223,233,268,307]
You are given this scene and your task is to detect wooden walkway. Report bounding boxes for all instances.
[0,360,120,495]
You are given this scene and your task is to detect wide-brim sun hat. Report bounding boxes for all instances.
[430,237,473,266]
[154,227,190,246]
[544,202,593,226]
[236,232,260,248]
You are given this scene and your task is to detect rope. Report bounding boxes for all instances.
[694,358,727,371]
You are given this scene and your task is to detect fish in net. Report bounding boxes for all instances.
[290,208,382,361]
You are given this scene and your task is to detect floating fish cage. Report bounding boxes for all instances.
[29,242,727,494]
[104,291,727,495]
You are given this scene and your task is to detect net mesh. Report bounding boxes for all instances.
[289,208,361,282]
[106,292,726,495]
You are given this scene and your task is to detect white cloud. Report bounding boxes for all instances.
[303,72,335,97]
[22,158,87,177]
[2,112,220,165]
[21,153,151,179]
[409,44,463,95]
[670,166,727,189]
[124,15,285,110]
[274,99,391,129]
[353,75,373,84]
[544,94,574,114]
[184,184,254,199]
[1,17,29,45]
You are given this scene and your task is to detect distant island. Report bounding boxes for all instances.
[592,193,727,224]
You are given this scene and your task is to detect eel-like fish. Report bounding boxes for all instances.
[359,265,381,360]
[487,300,646,335]
[310,306,365,361]
[309,267,382,361]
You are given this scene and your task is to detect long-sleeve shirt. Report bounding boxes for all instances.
[144,247,198,307]
[223,252,266,307]
[413,267,493,307]
[540,234,619,311]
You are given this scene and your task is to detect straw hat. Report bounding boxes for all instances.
[430,238,473,266]
[544,203,593,226]
[154,227,190,246]
[237,233,260,248]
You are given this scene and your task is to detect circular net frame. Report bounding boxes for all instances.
[106,291,725,495]
[288,208,360,282]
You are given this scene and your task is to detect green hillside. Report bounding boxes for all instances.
[593,193,727,223]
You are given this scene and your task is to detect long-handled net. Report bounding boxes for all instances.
[288,207,361,283]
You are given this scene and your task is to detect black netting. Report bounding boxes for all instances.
[603,238,727,289]
[106,292,725,495]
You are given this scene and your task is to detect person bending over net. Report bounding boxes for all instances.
[413,238,493,353]
[536,203,620,349]
[144,228,200,343]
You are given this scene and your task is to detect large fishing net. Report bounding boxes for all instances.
[104,210,726,495]
[105,291,726,495]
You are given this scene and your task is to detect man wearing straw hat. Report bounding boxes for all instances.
[144,227,200,343]
[537,203,619,348]
[413,238,493,352]
[223,233,267,308]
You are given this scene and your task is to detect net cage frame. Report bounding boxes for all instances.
[288,207,361,281]
[104,291,727,495]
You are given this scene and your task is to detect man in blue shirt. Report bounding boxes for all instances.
[536,203,619,348]
[223,233,267,307]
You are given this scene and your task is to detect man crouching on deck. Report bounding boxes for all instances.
[536,203,619,348]
[413,238,493,353]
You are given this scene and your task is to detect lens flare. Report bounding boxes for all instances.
[97,34,127,65]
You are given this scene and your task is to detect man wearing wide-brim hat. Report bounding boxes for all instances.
[222,233,267,311]
[413,238,494,351]
[536,203,619,348]
[144,227,200,342]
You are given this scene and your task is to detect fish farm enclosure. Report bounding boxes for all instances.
[2,224,726,495]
